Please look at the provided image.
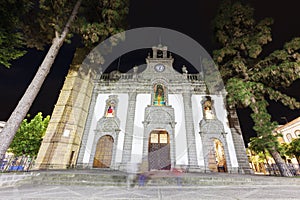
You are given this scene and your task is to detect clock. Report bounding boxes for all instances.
[154,64,165,72]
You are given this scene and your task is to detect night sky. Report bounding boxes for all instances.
[0,0,299,145]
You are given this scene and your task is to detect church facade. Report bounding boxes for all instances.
[35,44,251,173]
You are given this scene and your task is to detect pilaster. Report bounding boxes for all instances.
[120,92,137,171]
[182,92,199,170]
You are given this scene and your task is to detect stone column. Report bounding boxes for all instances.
[120,92,137,171]
[111,129,120,170]
[182,92,199,170]
[199,132,211,172]
[76,91,98,168]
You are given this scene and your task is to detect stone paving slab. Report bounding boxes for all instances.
[1,170,300,199]
[0,184,300,200]
[0,173,32,188]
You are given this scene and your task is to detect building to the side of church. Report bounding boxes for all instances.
[35,44,251,174]
[276,117,300,165]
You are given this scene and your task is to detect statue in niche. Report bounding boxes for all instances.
[203,98,215,119]
[153,84,165,106]
[105,101,115,117]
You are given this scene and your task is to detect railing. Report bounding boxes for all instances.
[99,73,203,82]
[187,74,202,82]
[99,74,110,81]
[99,73,134,81]
[120,74,133,80]
[1,154,35,172]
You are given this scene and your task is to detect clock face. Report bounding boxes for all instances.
[154,64,165,72]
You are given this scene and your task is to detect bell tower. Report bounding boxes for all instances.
[145,44,174,74]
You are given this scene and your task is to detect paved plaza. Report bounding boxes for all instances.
[1,183,300,199]
[1,170,300,200]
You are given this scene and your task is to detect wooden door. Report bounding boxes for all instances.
[93,135,114,168]
[148,131,171,170]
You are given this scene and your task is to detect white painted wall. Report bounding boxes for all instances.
[212,95,238,168]
[191,95,239,168]
[131,94,151,163]
[279,120,300,141]
[191,95,204,166]
[82,94,108,163]
[169,94,188,165]
[115,94,129,163]
[82,93,128,164]
[82,92,239,168]
[130,93,189,165]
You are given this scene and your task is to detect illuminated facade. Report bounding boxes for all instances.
[35,45,251,173]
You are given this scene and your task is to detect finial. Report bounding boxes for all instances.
[182,65,188,74]
[117,56,121,71]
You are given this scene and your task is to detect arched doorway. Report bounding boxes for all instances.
[148,130,171,170]
[93,135,114,168]
[208,139,227,172]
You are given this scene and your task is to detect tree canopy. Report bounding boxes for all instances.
[0,0,33,67]
[213,0,300,176]
[0,0,129,67]
[21,0,129,50]
[9,112,50,157]
[0,0,129,157]
[283,138,300,164]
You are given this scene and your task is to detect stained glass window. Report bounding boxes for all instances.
[105,101,115,117]
[153,84,166,106]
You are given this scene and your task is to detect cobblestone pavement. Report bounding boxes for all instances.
[1,184,300,200]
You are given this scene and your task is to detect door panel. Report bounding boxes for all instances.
[149,131,171,170]
[93,135,114,168]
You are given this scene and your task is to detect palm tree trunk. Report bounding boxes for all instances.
[296,156,300,165]
[263,150,272,175]
[269,147,293,177]
[0,0,82,157]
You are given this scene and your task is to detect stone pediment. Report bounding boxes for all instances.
[96,44,204,86]
[96,117,120,132]
[138,62,188,83]
[143,105,175,127]
[199,119,224,134]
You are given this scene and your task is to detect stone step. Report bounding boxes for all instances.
[4,169,300,188]
[0,173,33,188]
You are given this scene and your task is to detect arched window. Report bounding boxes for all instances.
[294,130,300,137]
[203,96,215,119]
[105,100,116,117]
[286,133,293,143]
